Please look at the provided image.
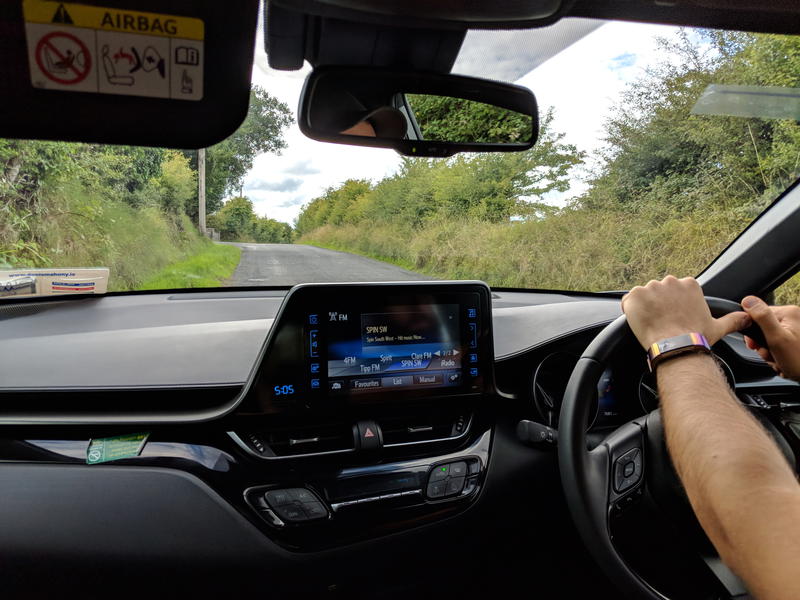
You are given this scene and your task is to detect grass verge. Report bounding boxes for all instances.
[139,243,241,290]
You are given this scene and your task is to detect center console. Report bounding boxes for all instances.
[229,282,495,549]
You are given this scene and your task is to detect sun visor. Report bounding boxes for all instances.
[0,0,259,148]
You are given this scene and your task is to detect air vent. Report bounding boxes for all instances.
[378,411,471,446]
[238,423,355,458]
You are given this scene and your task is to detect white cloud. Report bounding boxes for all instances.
[245,177,302,192]
[240,17,683,222]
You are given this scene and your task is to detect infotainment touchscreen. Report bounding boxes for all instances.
[326,304,468,395]
[252,282,491,410]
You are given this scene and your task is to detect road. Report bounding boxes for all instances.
[224,243,432,286]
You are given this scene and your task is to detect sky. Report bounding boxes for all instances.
[243,17,682,224]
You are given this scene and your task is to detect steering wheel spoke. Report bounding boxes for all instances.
[598,419,647,518]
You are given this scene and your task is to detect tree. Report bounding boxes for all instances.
[210,195,293,243]
[294,108,582,232]
[188,86,293,217]
[150,151,196,214]
[581,30,800,213]
[407,94,534,144]
[252,217,294,243]
[214,196,256,240]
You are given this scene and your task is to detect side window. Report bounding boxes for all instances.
[774,273,800,306]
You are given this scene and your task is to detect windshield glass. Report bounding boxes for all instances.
[3,19,800,300]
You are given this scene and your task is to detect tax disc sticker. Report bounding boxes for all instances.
[86,432,149,464]
[23,0,204,100]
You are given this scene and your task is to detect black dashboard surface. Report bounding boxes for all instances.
[1,284,794,599]
[0,287,763,390]
[0,288,625,390]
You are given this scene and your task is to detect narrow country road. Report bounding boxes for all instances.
[223,243,433,286]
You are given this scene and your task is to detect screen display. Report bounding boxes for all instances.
[595,367,622,425]
[326,304,470,395]
[253,284,490,412]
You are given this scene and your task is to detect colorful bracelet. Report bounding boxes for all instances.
[646,332,711,372]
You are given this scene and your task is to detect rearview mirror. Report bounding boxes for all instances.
[298,66,538,157]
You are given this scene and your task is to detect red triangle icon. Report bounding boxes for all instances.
[364,428,375,438]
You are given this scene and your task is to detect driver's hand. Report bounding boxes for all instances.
[742,296,800,381]
[621,276,751,350]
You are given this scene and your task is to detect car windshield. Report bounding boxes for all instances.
[3,18,800,301]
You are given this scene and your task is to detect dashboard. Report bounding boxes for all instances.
[0,282,798,597]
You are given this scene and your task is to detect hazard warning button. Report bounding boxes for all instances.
[354,420,382,451]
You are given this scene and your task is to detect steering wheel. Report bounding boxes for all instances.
[558,297,763,599]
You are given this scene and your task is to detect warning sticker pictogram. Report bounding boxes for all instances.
[35,31,91,85]
[23,0,204,101]
[52,3,73,24]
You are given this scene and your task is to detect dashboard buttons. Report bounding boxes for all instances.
[449,461,467,478]
[445,477,465,495]
[613,448,643,493]
[301,501,327,519]
[414,374,442,385]
[292,488,315,503]
[425,459,480,500]
[430,464,450,481]
[274,503,306,522]
[265,489,293,506]
[427,480,447,498]
[354,420,383,451]
[463,478,477,495]
[263,487,329,523]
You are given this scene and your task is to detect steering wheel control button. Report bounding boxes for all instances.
[468,460,480,475]
[427,480,447,499]
[265,489,293,507]
[445,477,465,496]
[613,448,643,493]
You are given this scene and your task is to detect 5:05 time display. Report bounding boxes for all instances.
[273,384,296,396]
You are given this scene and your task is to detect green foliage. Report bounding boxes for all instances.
[150,151,197,214]
[0,140,232,290]
[300,31,800,304]
[407,94,534,143]
[213,196,257,239]
[582,30,800,213]
[295,109,583,235]
[188,85,293,215]
[251,217,294,244]
[140,243,241,290]
[209,195,294,243]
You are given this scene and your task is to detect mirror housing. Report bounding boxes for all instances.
[298,66,539,157]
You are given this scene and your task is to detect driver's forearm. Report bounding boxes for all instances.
[658,353,800,598]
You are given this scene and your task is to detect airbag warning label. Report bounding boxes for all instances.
[22,0,204,100]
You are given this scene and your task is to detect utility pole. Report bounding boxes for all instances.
[198,147,206,235]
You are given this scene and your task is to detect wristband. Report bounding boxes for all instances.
[646,332,711,372]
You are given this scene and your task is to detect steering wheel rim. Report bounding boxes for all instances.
[558,297,751,599]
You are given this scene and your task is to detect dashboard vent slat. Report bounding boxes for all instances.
[262,423,354,457]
